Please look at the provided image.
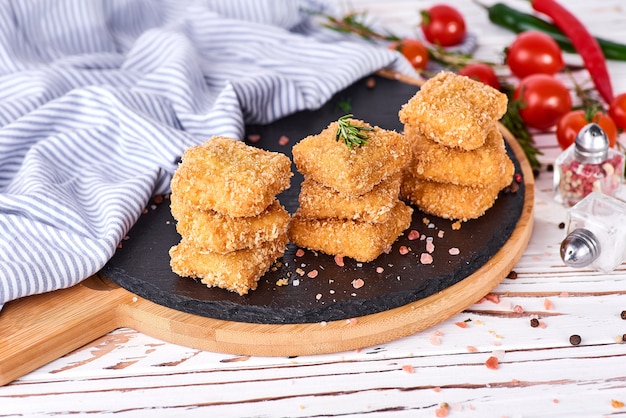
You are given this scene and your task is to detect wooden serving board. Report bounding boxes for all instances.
[0,75,534,386]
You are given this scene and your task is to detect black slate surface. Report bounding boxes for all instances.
[100,75,525,324]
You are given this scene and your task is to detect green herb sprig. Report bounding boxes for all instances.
[335,114,373,150]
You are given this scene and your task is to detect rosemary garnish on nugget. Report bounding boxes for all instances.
[335,114,373,150]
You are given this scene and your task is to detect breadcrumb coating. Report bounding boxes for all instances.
[399,71,508,151]
[292,119,411,196]
[401,158,514,221]
[169,233,288,295]
[288,201,413,262]
[170,136,292,217]
[405,123,510,186]
[171,199,290,253]
[297,173,401,223]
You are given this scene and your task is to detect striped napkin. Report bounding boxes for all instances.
[0,0,417,310]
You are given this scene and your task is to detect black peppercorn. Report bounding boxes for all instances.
[507,270,518,279]
[569,334,582,345]
[530,318,539,328]
[621,310,626,320]
[558,222,565,229]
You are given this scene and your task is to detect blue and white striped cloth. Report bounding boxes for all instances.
[0,0,417,310]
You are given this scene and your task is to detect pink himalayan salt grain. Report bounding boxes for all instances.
[278,135,289,146]
[485,356,499,370]
[352,278,364,289]
[295,248,305,257]
[376,266,384,273]
[402,364,415,374]
[247,133,261,143]
[433,387,441,393]
[426,241,435,253]
[544,298,554,310]
[467,345,478,353]
[334,255,344,267]
[438,230,445,238]
[399,245,409,255]
[420,253,434,264]
[455,321,468,328]
[435,407,449,417]
[513,305,524,314]
[448,247,460,256]
[430,331,443,345]
[485,293,500,304]
[307,269,318,278]
[408,230,420,240]
[560,291,570,297]
[539,321,547,328]
[346,318,358,325]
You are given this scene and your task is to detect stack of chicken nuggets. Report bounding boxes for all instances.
[399,71,515,221]
[169,136,292,295]
[288,118,413,262]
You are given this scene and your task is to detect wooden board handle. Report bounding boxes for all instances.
[0,276,131,386]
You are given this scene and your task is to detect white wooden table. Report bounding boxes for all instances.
[3,1,626,416]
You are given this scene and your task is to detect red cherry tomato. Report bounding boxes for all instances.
[458,63,500,90]
[513,74,572,131]
[506,31,564,79]
[609,92,626,131]
[420,4,466,47]
[556,109,618,150]
[389,38,429,70]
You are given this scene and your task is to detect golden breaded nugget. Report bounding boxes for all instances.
[297,174,401,223]
[292,119,411,196]
[405,124,510,186]
[171,198,290,253]
[288,201,413,262]
[170,136,292,217]
[169,233,288,295]
[399,71,508,151]
[401,158,514,221]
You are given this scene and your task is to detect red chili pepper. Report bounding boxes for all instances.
[531,0,614,104]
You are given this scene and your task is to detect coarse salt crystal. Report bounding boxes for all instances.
[448,247,460,256]
[408,230,420,240]
[402,365,415,374]
[247,133,261,143]
[467,345,478,353]
[352,278,365,289]
[296,248,305,257]
[426,241,435,253]
[334,255,344,267]
[376,266,384,273]
[399,245,409,255]
[315,293,322,300]
[544,298,554,310]
[307,269,318,278]
[420,253,433,264]
[513,305,524,314]
[438,230,445,238]
[278,135,289,146]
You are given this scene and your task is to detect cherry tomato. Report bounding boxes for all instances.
[506,31,564,79]
[556,109,618,150]
[608,92,626,131]
[389,38,429,70]
[420,4,466,47]
[513,74,572,131]
[458,63,500,90]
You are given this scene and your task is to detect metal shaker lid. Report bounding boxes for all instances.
[560,228,601,268]
[574,123,609,164]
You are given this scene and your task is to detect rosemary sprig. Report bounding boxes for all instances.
[499,91,542,172]
[335,114,373,149]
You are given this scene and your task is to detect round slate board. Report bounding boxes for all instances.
[101,75,526,325]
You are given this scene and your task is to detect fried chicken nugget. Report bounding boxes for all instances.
[401,158,515,221]
[404,123,510,186]
[288,201,413,262]
[169,233,288,295]
[171,198,290,253]
[170,136,292,217]
[292,119,411,196]
[297,173,401,223]
[399,71,508,151]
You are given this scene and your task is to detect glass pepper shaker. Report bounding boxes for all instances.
[560,192,626,273]
[554,123,624,207]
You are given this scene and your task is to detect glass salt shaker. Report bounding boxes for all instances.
[554,123,624,207]
[560,192,626,273]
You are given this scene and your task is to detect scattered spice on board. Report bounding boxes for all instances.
[246,133,261,143]
[448,247,460,256]
[295,248,305,257]
[513,305,524,314]
[485,293,500,304]
[435,403,449,417]
[530,318,540,328]
[620,310,626,320]
[278,135,289,146]
[612,399,625,409]
[334,255,344,267]
[544,298,554,310]
[307,269,318,278]
[467,346,478,353]
[352,278,364,289]
[408,230,420,240]
[399,245,410,255]
[569,334,582,345]
[455,321,469,328]
[420,253,434,264]
[402,364,415,374]
[485,356,499,370]
[507,270,518,279]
